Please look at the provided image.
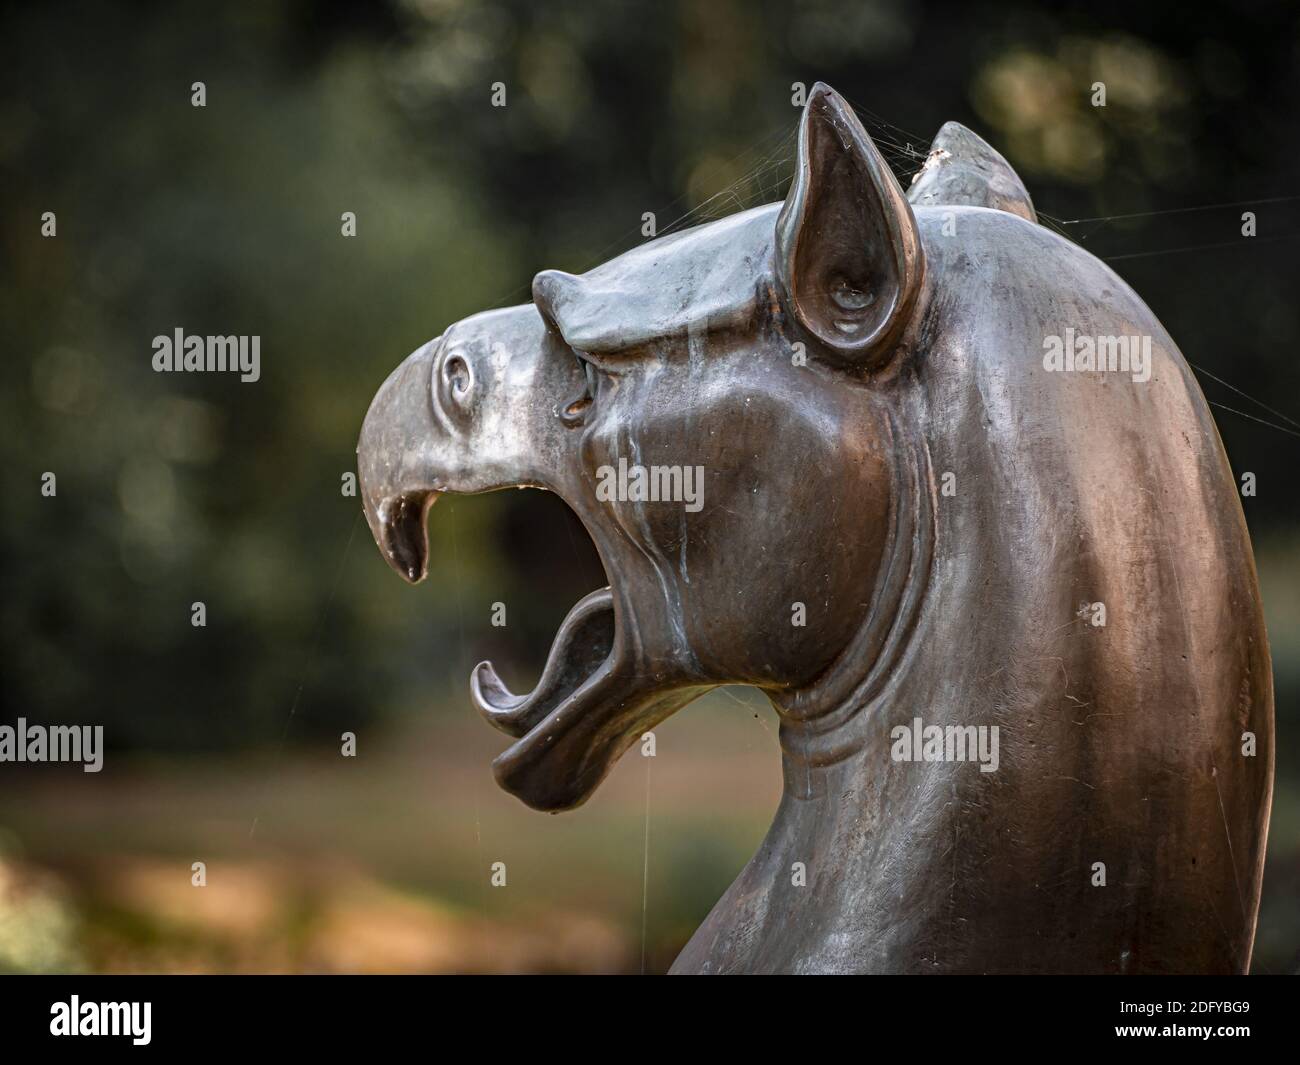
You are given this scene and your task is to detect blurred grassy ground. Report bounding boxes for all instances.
[1,658,1295,973]
[0,688,781,974]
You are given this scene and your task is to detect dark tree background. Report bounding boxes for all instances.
[1,0,1296,972]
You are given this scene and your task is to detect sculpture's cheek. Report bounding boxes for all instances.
[572,362,893,689]
[678,426,892,686]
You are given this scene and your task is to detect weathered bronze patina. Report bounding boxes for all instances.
[357,84,1274,973]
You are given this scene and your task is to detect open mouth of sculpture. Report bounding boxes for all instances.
[371,491,621,731]
[369,487,680,810]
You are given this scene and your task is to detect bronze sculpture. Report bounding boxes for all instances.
[357,84,1273,973]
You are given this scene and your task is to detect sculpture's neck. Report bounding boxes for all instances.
[672,429,937,974]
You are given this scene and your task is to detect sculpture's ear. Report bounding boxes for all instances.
[776,83,924,368]
[907,120,1037,223]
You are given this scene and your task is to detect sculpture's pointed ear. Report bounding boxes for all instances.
[776,83,924,368]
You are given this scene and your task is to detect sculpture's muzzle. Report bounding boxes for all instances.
[357,302,580,586]
[357,340,443,583]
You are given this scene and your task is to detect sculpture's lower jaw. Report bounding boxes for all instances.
[467,560,715,811]
[491,674,707,812]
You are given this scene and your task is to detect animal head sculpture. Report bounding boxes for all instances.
[358,84,1273,973]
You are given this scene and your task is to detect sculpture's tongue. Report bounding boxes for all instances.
[470,587,616,738]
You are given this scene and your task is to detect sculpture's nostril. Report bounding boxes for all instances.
[444,354,471,395]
